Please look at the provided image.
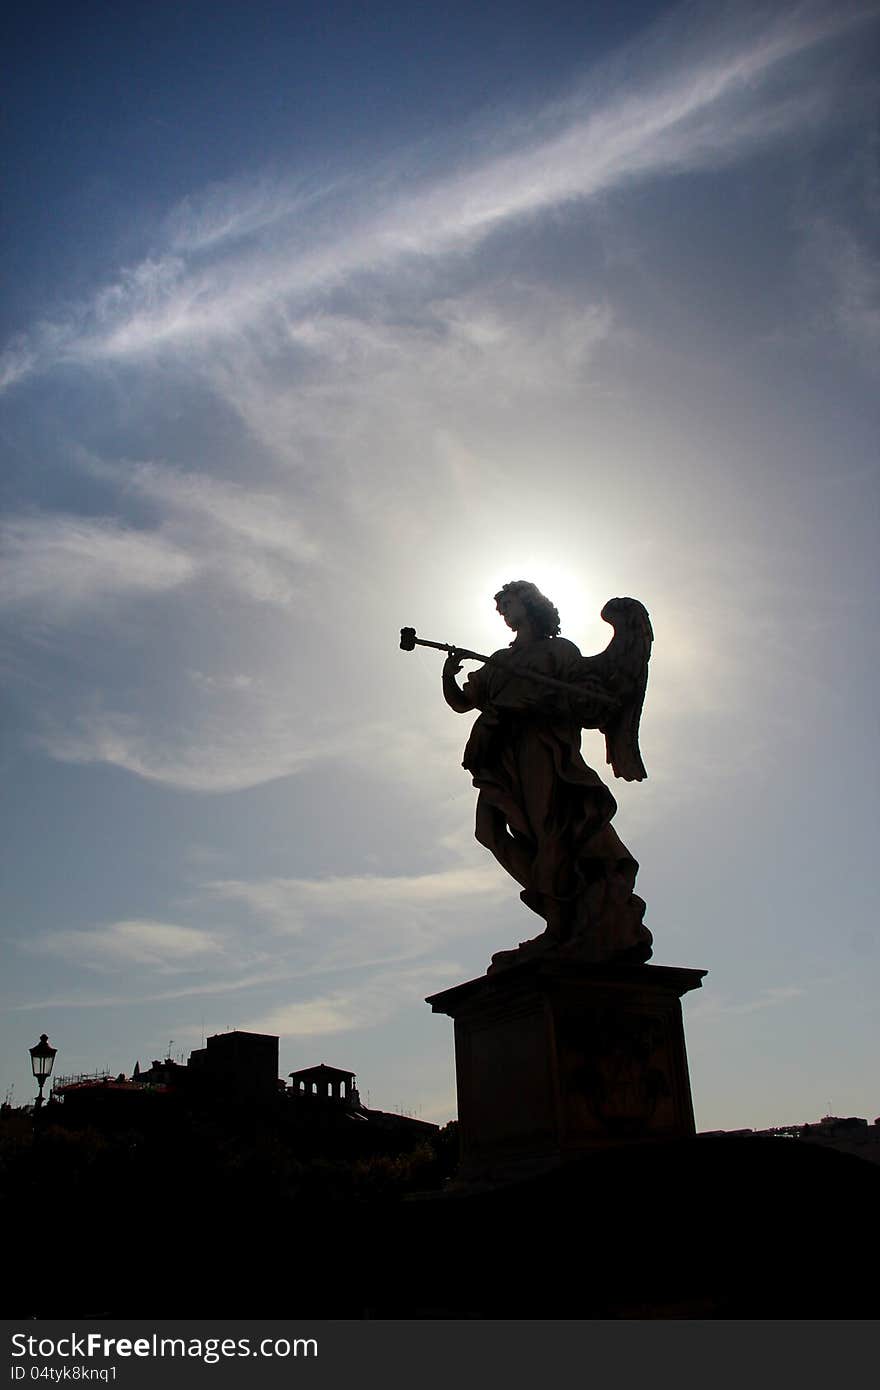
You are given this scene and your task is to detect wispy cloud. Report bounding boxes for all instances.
[3,968,296,1013]
[162,175,331,255]
[0,337,37,391]
[7,867,487,1033]
[211,864,503,924]
[2,1,871,387]
[808,218,880,359]
[239,962,459,1039]
[0,513,196,617]
[0,460,319,628]
[191,284,618,483]
[1,454,332,788]
[36,698,335,793]
[109,458,321,607]
[26,919,221,973]
[689,983,807,1021]
[209,864,506,971]
[118,461,319,561]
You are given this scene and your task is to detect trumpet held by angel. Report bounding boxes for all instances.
[400,580,654,972]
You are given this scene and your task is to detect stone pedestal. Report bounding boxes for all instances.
[427,959,706,1184]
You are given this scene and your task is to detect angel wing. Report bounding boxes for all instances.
[580,597,653,781]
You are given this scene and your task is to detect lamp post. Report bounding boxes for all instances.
[29,1034,57,1111]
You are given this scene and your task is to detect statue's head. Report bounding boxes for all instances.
[494,581,560,638]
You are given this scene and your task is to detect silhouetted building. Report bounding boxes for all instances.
[137,1058,188,1087]
[289,1063,361,1105]
[188,1030,279,1103]
[48,1033,438,1152]
[52,1074,170,1127]
[702,1114,880,1167]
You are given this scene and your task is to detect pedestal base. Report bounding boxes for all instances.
[427,959,706,1185]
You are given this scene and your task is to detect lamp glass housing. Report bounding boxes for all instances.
[29,1035,57,1083]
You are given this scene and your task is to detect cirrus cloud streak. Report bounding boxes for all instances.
[1,1,873,386]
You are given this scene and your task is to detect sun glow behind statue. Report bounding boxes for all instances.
[477,561,599,648]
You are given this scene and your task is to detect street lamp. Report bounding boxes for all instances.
[29,1034,57,1110]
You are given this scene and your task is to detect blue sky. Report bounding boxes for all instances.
[2,0,878,1127]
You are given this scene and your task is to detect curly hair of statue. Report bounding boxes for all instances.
[494,581,560,638]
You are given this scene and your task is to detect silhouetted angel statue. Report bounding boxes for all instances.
[436,580,653,971]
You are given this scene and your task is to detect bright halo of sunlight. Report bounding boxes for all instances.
[475,558,600,645]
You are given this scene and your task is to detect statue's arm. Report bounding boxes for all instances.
[442,652,477,713]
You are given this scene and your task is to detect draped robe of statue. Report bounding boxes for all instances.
[461,635,653,965]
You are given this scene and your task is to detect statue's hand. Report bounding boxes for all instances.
[443,650,463,678]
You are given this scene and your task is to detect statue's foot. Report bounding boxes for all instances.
[488,931,653,974]
[555,934,652,966]
[609,940,653,965]
[487,929,559,974]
